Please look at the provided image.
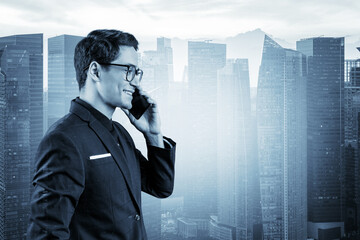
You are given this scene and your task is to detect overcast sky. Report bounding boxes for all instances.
[1,0,359,42]
[1,0,359,87]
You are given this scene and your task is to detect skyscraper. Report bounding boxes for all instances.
[141,37,174,240]
[214,58,262,240]
[48,34,83,128]
[183,40,226,236]
[343,48,360,237]
[141,37,173,107]
[297,37,345,240]
[257,35,307,240]
[0,34,43,240]
[0,44,31,240]
[0,70,4,240]
[0,33,43,167]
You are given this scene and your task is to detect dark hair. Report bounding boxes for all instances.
[74,29,139,89]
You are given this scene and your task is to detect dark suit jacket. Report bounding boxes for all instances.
[27,99,176,240]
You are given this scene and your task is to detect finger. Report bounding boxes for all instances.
[148,103,160,114]
[146,97,156,105]
[138,89,151,99]
[136,89,158,108]
[137,87,146,96]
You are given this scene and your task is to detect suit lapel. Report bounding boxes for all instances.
[70,99,141,211]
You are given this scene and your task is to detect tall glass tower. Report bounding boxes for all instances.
[343,48,360,238]
[48,34,83,128]
[297,37,345,240]
[141,37,174,109]
[183,41,226,236]
[214,59,262,240]
[0,33,43,165]
[0,70,4,240]
[257,35,307,240]
[0,34,43,240]
[0,45,31,240]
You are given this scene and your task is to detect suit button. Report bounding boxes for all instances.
[134,214,141,221]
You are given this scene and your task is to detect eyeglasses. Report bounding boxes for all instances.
[99,63,143,83]
[84,62,143,83]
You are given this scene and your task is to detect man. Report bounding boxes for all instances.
[27,29,176,240]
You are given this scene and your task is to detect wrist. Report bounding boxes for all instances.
[144,133,164,148]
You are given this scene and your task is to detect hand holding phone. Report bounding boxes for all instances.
[129,88,150,120]
[125,88,163,146]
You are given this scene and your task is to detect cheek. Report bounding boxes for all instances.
[103,84,116,96]
[117,82,128,93]
[98,82,117,100]
[107,79,122,93]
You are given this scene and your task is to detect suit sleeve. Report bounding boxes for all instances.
[27,132,85,240]
[139,137,176,198]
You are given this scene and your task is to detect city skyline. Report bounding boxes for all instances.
[1,0,360,89]
[0,28,360,240]
[0,30,358,89]
[0,0,359,42]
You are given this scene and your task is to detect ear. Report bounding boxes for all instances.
[88,61,101,82]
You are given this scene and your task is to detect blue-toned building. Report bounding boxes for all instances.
[257,36,307,240]
[297,37,345,240]
[0,44,31,240]
[215,59,262,240]
[47,34,83,128]
[0,33,43,165]
[183,41,226,237]
[344,47,360,238]
[0,34,43,240]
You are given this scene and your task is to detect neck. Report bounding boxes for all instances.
[79,90,115,119]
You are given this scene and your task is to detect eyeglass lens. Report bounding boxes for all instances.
[126,66,136,81]
[127,66,142,82]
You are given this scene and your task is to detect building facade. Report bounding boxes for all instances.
[0,34,43,240]
[0,44,31,240]
[183,41,226,234]
[47,34,83,128]
[257,35,307,240]
[217,59,262,240]
[0,33,43,167]
[343,49,360,237]
[297,37,345,240]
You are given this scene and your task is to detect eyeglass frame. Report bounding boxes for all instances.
[83,62,143,83]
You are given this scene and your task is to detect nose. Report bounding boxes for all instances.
[130,77,140,87]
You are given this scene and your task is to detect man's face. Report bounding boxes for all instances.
[97,46,139,110]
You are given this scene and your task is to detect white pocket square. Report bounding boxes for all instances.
[89,153,112,160]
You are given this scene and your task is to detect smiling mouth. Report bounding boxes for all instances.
[123,90,134,96]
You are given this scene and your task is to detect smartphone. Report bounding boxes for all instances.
[129,88,150,119]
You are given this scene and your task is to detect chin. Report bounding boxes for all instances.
[121,102,132,110]
[116,98,132,109]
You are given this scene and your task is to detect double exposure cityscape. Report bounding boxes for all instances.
[0,28,359,240]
